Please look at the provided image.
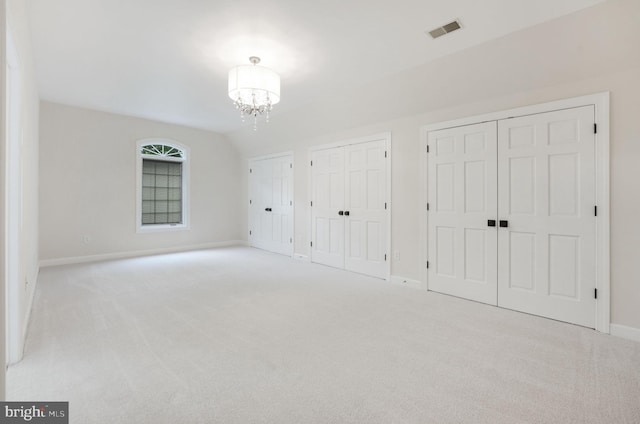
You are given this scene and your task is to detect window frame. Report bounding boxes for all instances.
[136,139,190,233]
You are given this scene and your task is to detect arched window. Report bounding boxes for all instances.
[136,139,189,231]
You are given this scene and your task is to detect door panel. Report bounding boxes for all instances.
[251,159,272,250]
[311,148,345,268]
[427,122,498,305]
[497,106,596,327]
[248,155,293,256]
[248,162,260,246]
[270,156,293,255]
[344,140,387,278]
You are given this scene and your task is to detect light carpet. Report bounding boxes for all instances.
[8,247,640,423]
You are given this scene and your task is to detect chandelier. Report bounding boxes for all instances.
[228,56,280,130]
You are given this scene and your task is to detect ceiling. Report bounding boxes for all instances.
[27,0,606,134]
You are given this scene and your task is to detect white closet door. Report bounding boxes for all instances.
[311,148,345,268]
[248,163,260,245]
[344,140,387,278]
[259,159,275,250]
[497,106,596,327]
[250,159,272,251]
[249,154,293,256]
[427,122,498,305]
[270,156,293,255]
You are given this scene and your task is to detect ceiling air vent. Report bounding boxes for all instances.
[428,20,462,39]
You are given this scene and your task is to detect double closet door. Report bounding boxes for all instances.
[427,106,597,328]
[248,154,293,256]
[311,138,388,279]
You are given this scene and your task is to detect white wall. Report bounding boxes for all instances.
[4,0,40,367]
[227,0,640,331]
[0,0,7,399]
[39,102,244,263]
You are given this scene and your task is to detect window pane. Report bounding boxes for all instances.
[141,144,184,159]
[155,202,168,213]
[141,158,183,226]
[143,160,156,173]
[142,174,155,187]
[142,213,155,224]
[155,175,169,187]
[168,175,181,188]
[156,188,168,201]
[142,201,155,213]
[155,162,169,175]
[142,187,155,200]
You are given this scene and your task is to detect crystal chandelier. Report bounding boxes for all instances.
[228,56,280,130]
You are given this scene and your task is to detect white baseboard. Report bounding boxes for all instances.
[39,240,248,268]
[610,324,640,343]
[390,275,422,289]
[7,266,40,365]
[12,266,40,364]
[21,266,39,358]
[293,254,310,261]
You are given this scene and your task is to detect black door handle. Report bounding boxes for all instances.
[499,220,508,228]
[265,208,272,212]
[488,220,496,227]
[338,211,344,216]
[344,211,350,216]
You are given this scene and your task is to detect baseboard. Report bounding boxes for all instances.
[6,266,40,365]
[293,254,310,261]
[390,275,422,289]
[39,240,248,268]
[15,266,39,364]
[610,324,640,343]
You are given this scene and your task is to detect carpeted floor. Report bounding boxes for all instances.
[7,247,640,423]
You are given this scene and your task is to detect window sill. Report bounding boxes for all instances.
[137,223,189,234]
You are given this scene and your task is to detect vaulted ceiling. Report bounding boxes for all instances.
[28,0,606,133]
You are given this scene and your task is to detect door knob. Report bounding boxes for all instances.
[338,211,344,216]
[499,220,508,228]
[488,220,496,227]
[265,208,272,212]
[344,211,350,216]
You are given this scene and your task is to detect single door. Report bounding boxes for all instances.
[269,155,293,255]
[427,122,498,305]
[311,148,345,268]
[344,140,388,278]
[497,106,596,327]
[256,159,274,250]
[249,154,293,256]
